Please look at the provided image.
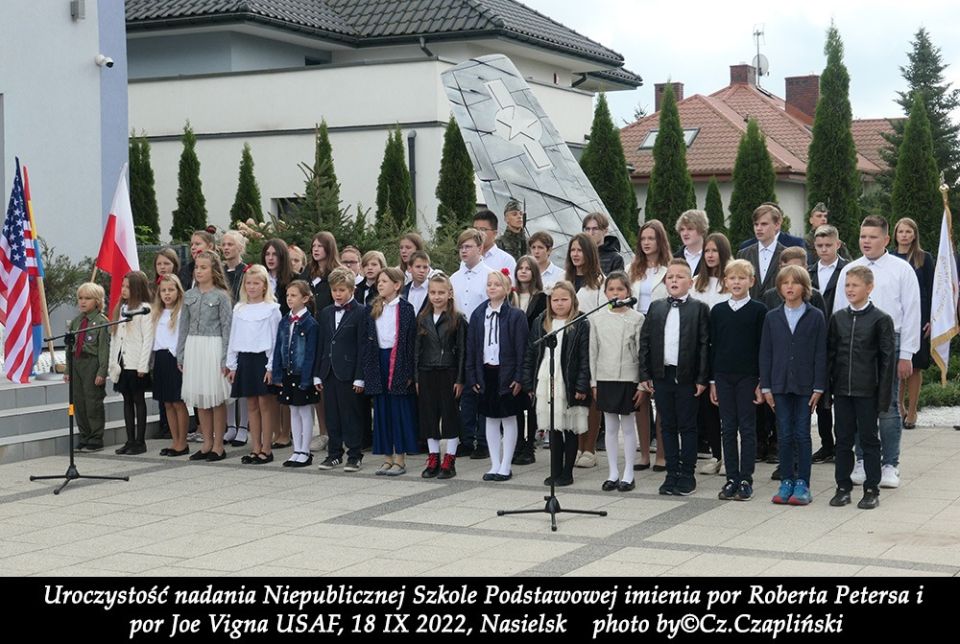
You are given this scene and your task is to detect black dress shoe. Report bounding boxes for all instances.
[829,489,851,506]
[189,450,209,461]
[165,447,190,457]
[255,453,274,464]
[471,445,490,460]
[601,479,619,492]
[617,480,636,492]
[205,450,226,462]
[115,443,131,455]
[271,441,292,449]
[652,464,667,472]
[554,475,574,486]
[512,451,535,465]
[229,438,248,447]
[241,453,258,464]
[494,472,512,482]
[482,472,498,481]
[634,463,651,471]
[127,444,147,455]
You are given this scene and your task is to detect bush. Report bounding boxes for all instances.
[917,381,960,408]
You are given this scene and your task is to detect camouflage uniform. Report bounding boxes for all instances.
[497,228,528,260]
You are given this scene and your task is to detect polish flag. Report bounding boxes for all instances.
[96,164,139,313]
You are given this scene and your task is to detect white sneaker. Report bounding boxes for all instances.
[223,425,238,442]
[850,460,866,486]
[698,457,722,475]
[575,451,597,468]
[880,464,900,489]
[650,439,658,452]
[186,432,203,443]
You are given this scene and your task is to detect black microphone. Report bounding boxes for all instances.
[122,305,151,318]
[611,297,637,309]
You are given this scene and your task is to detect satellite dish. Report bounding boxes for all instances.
[752,54,769,76]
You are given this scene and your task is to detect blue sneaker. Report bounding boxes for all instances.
[718,480,738,500]
[789,479,812,505]
[772,479,794,504]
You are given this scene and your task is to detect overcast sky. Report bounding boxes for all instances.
[522,0,960,126]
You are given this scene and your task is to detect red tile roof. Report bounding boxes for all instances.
[851,118,899,171]
[623,82,888,182]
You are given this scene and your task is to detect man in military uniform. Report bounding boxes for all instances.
[805,202,852,265]
[497,198,528,260]
[66,282,110,451]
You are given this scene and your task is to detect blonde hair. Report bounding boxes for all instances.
[778,246,808,266]
[194,250,229,293]
[675,209,709,236]
[543,280,580,332]
[418,273,460,332]
[152,274,185,330]
[776,264,812,300]
[753,203,783,224]
[724,259,755,279]
[238,264,275,304]
[813,224,839,240]
[328,266,357,290]
[221,230,248,253]
[288,244,308,273]
[846,265,875,286]
[361,250,387,269]
[371,267,404,319]
[486,269,512,303]
[457,228,483,248]
[76,282,105,311]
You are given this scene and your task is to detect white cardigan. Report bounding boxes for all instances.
[108,308,156,382]
[589,307,645,387]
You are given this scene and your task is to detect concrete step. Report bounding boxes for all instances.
[0,378,70,411]
[0,416,160,464]
[0,394,159,439]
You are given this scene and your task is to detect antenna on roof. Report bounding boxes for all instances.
[752,25,769,88]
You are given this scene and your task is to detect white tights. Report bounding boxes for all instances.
[604,412,638,483]
[485,416,518,476]
[427,438,460,456]
[289,404,314,463]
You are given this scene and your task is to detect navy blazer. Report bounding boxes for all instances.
[738,231,806,251]
[272,312,319,391]
[672,247,706,276]
[758,302,827,396]
[465,299,529,395]
[314,300,367,384]
[361,299,417,396]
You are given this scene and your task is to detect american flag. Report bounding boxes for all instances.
[0,159,34,383]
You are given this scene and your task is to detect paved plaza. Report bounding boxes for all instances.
[1,418,958,578]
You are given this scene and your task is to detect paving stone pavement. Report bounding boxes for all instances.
[1,424,958,577]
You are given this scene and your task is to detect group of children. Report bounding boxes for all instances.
[65,203,908,510]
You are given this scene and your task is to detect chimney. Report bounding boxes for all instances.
[785,74,820,124]
[730,64,756,86]
[654,82,684,112]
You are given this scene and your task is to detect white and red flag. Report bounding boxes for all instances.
[96,164,140,314]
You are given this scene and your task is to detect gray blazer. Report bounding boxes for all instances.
[176,288,233,367]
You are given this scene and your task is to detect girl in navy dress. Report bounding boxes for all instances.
[152,274,190,456]
[363,267,418,476]
[272,280,320,467]
[467,270,529,481]
[227,265,282,465]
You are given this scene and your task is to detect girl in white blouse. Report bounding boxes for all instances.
[628,220,672,471]
[152,274,190,456]
[227,265,282,465]
[689,233,732,310]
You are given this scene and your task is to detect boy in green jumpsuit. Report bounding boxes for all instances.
[66,282,110,451]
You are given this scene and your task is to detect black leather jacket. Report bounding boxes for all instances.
[638,297,710,385]
[414,310,467,385]
[521,313,592,408]
[827,303,896,408]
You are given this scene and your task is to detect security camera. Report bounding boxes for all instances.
[95,54,114,68]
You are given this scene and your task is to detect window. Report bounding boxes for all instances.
[639,127,699,150]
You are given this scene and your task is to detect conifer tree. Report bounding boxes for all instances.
[128,133,160,243]
[806,23,861,250]
[435,117,476,240]
[230,143,263,225]
[891,94,941,250]
[581,93,639,243]
[376,126,415,234]
[880,27,960,213]
[728,119,777,245]
[304,121,340,216]
[644,84,695,248]
[704,176,726,236]
[169,122,207,242]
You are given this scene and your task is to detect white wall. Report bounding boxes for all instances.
[130,54,597,240]
[0,0,124,260]
[633,178,808,242]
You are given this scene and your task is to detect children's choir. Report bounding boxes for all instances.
[69,202,925,510]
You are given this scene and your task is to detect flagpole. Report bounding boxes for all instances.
[21,165,59,376]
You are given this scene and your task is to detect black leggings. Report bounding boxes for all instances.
[123,390,147,442]
[550,429,579,479]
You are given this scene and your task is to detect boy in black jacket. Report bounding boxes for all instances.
[639,259,711,496]
[314,267,367,472]
[827,266,896,509]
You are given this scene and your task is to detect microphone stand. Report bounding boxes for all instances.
[29,314,143,494]
[497,297,625,531]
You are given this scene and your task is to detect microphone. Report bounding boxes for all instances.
[122,305,151,318]
[611,297,637,309]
